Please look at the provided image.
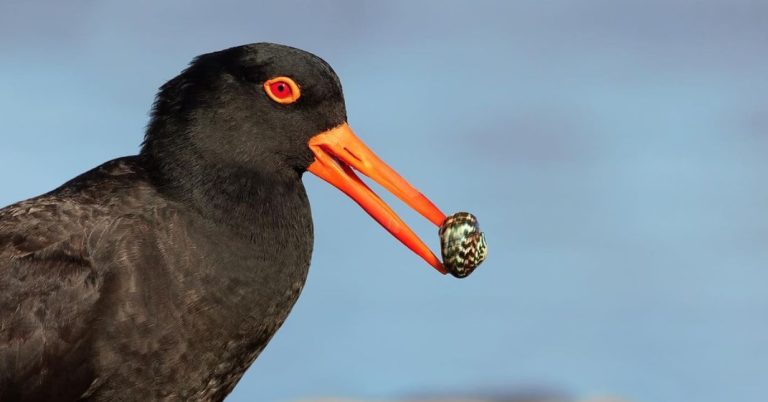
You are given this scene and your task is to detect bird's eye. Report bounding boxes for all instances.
[264,77,301,104]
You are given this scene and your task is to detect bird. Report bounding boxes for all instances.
[0,43,450,401]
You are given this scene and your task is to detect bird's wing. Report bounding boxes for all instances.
[0,195,108,400]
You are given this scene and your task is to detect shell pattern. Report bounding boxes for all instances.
[439,212,487,278]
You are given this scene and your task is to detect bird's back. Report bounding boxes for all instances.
[0,157,155,400]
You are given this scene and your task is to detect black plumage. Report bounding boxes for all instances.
[0,43,347,401]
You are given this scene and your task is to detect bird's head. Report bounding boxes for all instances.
[142,43,449,274]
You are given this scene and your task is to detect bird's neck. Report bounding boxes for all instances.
[140,150,309,236]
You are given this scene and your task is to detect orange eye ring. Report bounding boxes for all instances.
[264,76,301,104]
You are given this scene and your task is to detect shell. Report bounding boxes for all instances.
[439,212,487,278]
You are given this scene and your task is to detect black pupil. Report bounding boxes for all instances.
[277,84,286,93]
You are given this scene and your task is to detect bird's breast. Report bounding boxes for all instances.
[93,186,314,399]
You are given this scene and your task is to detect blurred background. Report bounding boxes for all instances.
[1,1,766,401]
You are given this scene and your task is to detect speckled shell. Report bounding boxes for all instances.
[439,212,487,278]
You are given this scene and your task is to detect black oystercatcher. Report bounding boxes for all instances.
[0,43,456,401]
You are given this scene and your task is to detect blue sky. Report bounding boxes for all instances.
[2,1,767,401]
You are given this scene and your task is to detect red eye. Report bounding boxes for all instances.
[270,81,291,98]
[264,77,300,104]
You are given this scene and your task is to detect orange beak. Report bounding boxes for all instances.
[307,123,447,274]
